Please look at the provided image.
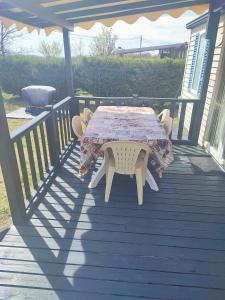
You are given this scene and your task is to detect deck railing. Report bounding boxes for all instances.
[13,96,75,208]
[75,96,200,145]
[1,94,199,224]
[0,94,76,224]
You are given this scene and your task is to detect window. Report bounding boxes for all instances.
[188,32,209,96]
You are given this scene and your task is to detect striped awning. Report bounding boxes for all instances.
[0,0,209,34]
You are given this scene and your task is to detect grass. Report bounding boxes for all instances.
[0,93,28,229]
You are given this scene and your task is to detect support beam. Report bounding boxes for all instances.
[8,0,73,30]
[63,28,74,98]
[0,91,26,224]
[63,28,78,118]
[192,10,220,145]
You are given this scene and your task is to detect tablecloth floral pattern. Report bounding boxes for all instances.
[80,106,174,175]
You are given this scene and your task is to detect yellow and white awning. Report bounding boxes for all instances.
[0,0,209,34]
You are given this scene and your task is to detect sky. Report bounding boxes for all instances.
[12,10,199,56]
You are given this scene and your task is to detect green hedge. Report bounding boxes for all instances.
[0,55,184,100]
[0,56,66,100]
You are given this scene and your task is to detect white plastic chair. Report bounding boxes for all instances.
[83,108,93,124]
[101,141,150,205]
[163,116,173,136]
[72,116,84,139]
[158,109,170,123]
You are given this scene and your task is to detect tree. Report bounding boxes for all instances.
[0,22,17,57]
[72,37,84,57]
[90,27,117,56]
[39,40,62,57]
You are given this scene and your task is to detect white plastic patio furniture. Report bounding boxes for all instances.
[88,156,159,192]
[158,109,170,122]
[81,106,173,191]
[72,116,84,139]
[162,116,173,136]
[101,141,150,205]
[83,108,93,124]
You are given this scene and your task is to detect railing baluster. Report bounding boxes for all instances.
[188,102,198,143]
[158,101,164,113]
[39,122,49,172]
[62,108,68,145]
[33,127,44,179]
[58,109,65,150]
[177,102,187,140]
[95,99,100,109]
[25,132,38,190]
[65,105,71,141]
[169,101,176,118]
[45,106,61,166]
[16,139,31,200]
[85,99,90,108]
[78,99,82,116]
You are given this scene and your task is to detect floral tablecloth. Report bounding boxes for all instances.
[80,106,174,175]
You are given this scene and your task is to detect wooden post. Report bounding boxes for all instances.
[0,91,26,224]
[192,10,220,145]
[63,28,74,97]
[63,28,78,118]
[45,105,61,167]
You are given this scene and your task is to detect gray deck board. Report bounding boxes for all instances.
[0,145,225,299]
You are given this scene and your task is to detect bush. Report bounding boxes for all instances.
[0,55,66,100]
[0,55,184,100]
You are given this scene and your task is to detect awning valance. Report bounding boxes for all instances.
[0,0,209,34]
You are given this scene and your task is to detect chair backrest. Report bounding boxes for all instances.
[163,116,173,136]
[158,109,170,123]
[101,141,150,175]
[72,116,83,139]
[84,108,93,124]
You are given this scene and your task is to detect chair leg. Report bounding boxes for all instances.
[136,168,143,205]
[105,166,114,203]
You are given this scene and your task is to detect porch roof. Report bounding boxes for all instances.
[0,0,209,34]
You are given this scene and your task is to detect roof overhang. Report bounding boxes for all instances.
[186,2,225,29]
[0,0,210,34]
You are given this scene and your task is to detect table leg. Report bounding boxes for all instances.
[146,169,159,191]
[88,158,106,188]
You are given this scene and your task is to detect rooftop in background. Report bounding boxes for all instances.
[114,42,188,59]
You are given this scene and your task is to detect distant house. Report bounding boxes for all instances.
[181,12,225,167]
[114,43,188,59]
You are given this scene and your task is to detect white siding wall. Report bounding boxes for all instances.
[199,15,225,145]
[181,14,225,146]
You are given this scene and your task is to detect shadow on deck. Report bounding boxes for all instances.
[0,144,225,300]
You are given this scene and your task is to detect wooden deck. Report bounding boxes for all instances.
[1,144,225,300]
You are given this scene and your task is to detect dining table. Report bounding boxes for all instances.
[80,106,174,190]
